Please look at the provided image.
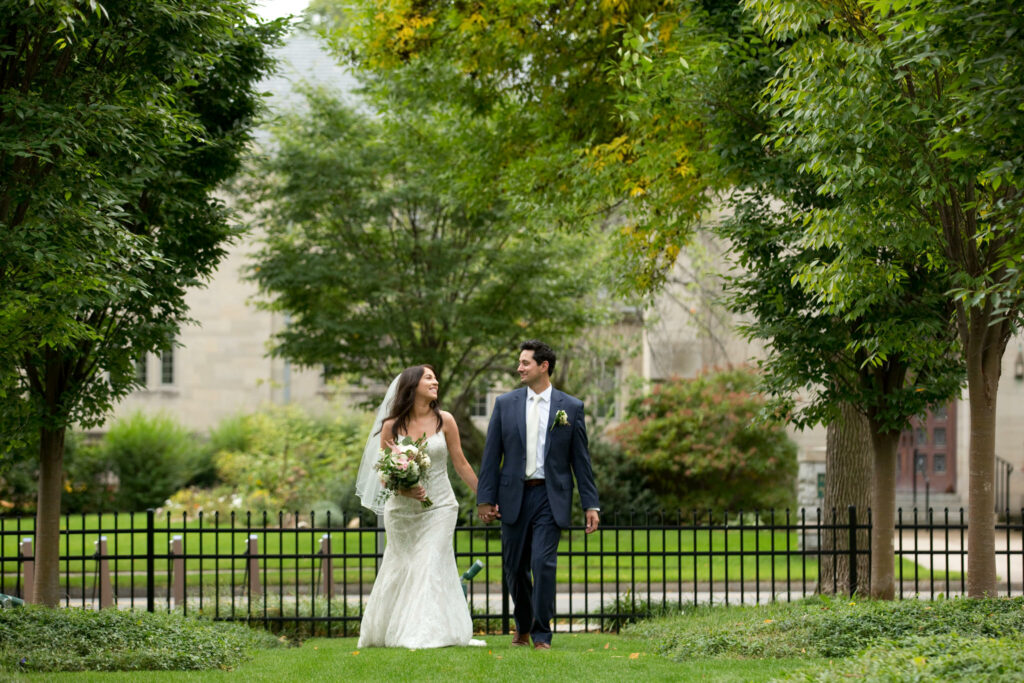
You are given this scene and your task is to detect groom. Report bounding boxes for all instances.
[477,340,600,650]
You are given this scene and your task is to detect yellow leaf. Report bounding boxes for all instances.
[629,653,640,659]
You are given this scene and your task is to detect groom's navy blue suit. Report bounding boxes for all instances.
[477,386,600,644]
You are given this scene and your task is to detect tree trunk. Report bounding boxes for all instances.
[867,426,900,600]
[819,402,872,596]
[965,340,1003,597]
[33,424,66,606]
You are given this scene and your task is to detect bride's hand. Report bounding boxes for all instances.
[399,485,427,502]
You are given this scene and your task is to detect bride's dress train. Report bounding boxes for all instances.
[358,431,485,648]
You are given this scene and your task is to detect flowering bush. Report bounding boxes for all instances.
[610,368,797,512]
[163,404,369,522]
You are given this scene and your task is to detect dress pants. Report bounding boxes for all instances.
[502,483,560,644]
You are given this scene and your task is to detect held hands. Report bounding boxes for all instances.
[399,485,427,502]
[478,503,500,524]
[585,509,600,535]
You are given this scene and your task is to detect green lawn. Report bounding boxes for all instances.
[7,596,1024,680]
[1,513,960,595]
[12,633,822,682]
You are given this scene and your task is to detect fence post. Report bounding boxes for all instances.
[170,535,185,608]
[247,535,261,596]
[146,509,155,612]
[95,536,113,609]
[19,538,33,604]
[847,505,858,598]
[320,535,334,598]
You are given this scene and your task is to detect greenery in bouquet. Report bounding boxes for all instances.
[375,435,433,508]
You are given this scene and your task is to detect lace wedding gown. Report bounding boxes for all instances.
[358,431,484,648]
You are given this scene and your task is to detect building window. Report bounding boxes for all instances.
[135,355,148,386]
[933,427,946,447]
[915,427,928,446]
[932,405,947,421]
[934,453,946,473]
[470,393,488,418]
[160,349,175,385]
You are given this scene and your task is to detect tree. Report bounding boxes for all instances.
[326,0,733,293]
[719,192,962,598]
[244,84,609,458]
[750,0,1024,597]
[332,1,971,600]
[0,1,284,605]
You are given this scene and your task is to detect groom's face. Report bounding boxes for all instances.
[518,350,548,387]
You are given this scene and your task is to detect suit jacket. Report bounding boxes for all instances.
[477,386,600,528]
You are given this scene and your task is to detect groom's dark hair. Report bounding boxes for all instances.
[520,340,556,375]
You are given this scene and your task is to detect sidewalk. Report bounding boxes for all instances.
[897,528,1023,588]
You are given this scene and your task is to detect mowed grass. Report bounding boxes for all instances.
[11,633,821,682]
[8,597,1024,681]
[0,513,960,594]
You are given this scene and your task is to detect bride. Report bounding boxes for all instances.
[355,365,485,648]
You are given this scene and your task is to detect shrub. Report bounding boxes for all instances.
[610,368,797,512]
[0,606,280,672]
[99,412,202,511]
[805,595,1024,658]
[792,634,1024,682]
[621,595,1024,663]
[570,438,660,524]
[166,405,370,522]
[62,436,116,513]
[1,432,105,514]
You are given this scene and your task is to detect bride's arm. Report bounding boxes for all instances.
[442,412,478,495]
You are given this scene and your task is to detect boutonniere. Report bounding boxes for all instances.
[550,409,569,431]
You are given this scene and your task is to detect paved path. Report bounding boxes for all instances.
[896,528,1023,589]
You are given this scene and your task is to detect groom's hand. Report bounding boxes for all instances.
[585,510,600,534]
[478,503,498,524]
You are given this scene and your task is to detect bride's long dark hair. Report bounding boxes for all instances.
[379,365,443,441]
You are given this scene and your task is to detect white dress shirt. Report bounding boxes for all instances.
[526,385,552,480]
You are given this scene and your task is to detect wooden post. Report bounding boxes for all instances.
[319,535,334,598]
[170,535,185,608]
[247,535,261,596]
[96,536,113,609]
[19,538,33,604]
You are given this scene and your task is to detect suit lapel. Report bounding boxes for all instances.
[544,390,564,457]
[514,387,527,453]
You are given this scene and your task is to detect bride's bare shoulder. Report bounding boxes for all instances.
[440,410,456,426]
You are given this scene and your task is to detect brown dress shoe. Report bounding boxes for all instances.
[533,642,551,650]
[511,632,530,646]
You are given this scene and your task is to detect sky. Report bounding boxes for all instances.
[254,0,311,20]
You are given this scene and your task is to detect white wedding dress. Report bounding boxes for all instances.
[358,431,485,648]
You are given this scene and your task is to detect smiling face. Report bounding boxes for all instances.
[415,366,439,402]
[517,350,549,389]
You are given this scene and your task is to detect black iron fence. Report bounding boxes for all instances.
[2,507,1023,635]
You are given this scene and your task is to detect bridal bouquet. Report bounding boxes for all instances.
[375,435,434,508]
